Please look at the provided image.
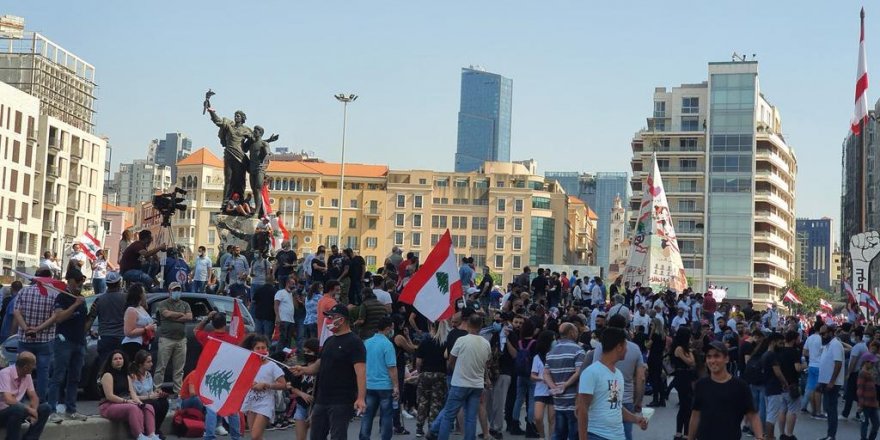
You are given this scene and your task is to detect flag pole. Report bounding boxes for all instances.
[207,336,291,370]
[861,7,869,232]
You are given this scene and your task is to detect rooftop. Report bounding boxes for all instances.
[177,147,223,168]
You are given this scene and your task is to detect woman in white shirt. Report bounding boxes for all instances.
[91,249,115,295]
[531,330,556,440]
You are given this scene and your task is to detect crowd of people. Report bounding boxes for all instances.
[0,235,878,440]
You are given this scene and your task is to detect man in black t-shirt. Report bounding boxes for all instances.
[273,241,297,288]
[48,268,88,421]
[346,249,365,305]
[251,282,277,337]
[530,268,547,301]
[292,304,365,440]
[690,341,763,440]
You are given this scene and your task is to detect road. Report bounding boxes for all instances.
[73,396,861,440]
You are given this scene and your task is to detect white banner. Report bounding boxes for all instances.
[850,231,880,311]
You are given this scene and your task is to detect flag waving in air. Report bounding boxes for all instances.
[852,7,869,134]
[229,300,246,343]
[782,288,802,305]
[844,280,858,304]
[13,269,71,297]
[192,338,262,416]
[860,288,880,313]
[820,298,834,312]
[76,231,102,261]
[398,230,463,322]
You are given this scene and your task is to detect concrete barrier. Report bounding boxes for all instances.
[0,415,174,439]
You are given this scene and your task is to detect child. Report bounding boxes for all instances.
[286,338,319,440]
[240,334,286,440]
[858,353,879,440]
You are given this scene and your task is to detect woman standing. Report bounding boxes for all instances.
[98,350,159,440]
[303,282,322,340]
[646,318,667,408]
[392,314,417,434]
[121,284,156,362]
[510,319,537,436]
[130,350,169,440]
[415,321,448,437]
[671,326,696,440]
[240,334,286,440]
[532,330,556,439]
[118,230,132,264]
[91,249,115,295]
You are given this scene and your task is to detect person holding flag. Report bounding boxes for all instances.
[239,334,286,440]
[194,310,244,440]
[398,230,464,323]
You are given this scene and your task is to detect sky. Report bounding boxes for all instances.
[6,1,871,227]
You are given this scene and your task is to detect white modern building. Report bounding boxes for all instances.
[629,61,797,306]
[112,160,172,208]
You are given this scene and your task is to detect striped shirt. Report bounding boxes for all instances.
[15,284,58,343]
[544,339,585,411]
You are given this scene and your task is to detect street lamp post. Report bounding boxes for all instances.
[334,93,357,247]
[8,216,22,273]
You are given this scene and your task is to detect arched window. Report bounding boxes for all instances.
[310,179,316,192]
[267,178,273,190]
[293,199,300,213]
[192,177,198,188]
[282,179,289,191]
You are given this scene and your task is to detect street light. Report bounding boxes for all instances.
[334,93,357,247]
[8,216,22,273]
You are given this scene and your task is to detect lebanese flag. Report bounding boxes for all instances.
[819,298,834,311]
[13,269,70,297]
[860,288,880,313]
[260,183,272,218]
[268,215,289,252]
[192,338,262,416]
[229,299,246,343]
[76,231,101,261]
[782,288,802,305]
[398,230,463,322]
[844,280,858,304]
[852,7,869,134]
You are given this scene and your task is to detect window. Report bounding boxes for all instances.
[472,217,487,230]
[473,255,486,268]
[657,159,670,171]
[513,236,522,251]
[532,197,551,209]
[681,116,700,131]
[495,236,504,250]
[331,198,339,208]
[396,194,405,208]
[366,256,377,266]
[656,138,671,151]
[474,180,488,188]
[679,159,698,171]
[710,155,752,172]
[494,255,503,268]
[472,198,488,206]
[679,240,696,253]
[653,101,666,118]
[678,200,697,212]
[496,181,505,188]
[434,179,448,188]
[514,199,524,212]
[678,220,696,232]
[678,179,698,192]
[395,213,405,227]
[208,230,216,244]
[346,236,358,250]
[497,199,506,212]
[471,236,487,249]
[368,218,378,230]
[451,216,467,229]
[496,217,505,231]
[366,237,378,248]
[710,177,752,193]
[454,179,469,188]
[451,235,467,248]
[418,178,427,185]
[394,232,404,246]
[412,214,422,228]
[303,215,314,230]
[431,234,440,246]
[412,233,422,247]
[513,256,522,269]
[414,195,423,209]
[432,197,449,204]
[348,218,357,228]
[367,200,379,214]
[680,138,699,151]
[452,198,469,205]
[329,217,338,228]
[653,119,666,131]
[513,218,523,231]
[682,97,699,114]
[432,215,447,228]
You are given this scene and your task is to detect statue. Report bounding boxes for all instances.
[243,125,278,219]
[205,92,252,204]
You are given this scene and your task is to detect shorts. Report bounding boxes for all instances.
[806,366,820,390]
[294,403,310,421]
[766,393,799,422]
[534,395,553,405]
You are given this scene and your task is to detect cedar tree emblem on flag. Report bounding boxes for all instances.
[398,230,463,322]
[204,370,234,398]
[436,272,449,295]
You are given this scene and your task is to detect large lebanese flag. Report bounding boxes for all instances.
[192,338,262,416]
[782,288,802,305]
[398,230,463,322]
[76,231,101,261]
[852,7,869,134]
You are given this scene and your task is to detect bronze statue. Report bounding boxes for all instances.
[206,98,252,204]
[244,125,278,218]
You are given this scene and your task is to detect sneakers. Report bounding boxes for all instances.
[215,425,228,436]
[48,413,64,424]
[489,429,504,439]
[394,427,411,435]
[401,408,415,419]
[416,427,425,437]
[66,412,88,422]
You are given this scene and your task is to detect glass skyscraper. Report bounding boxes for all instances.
[455,67,512,172]
[595,173,629,273]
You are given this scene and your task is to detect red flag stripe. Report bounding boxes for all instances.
[218,352,261,416]
[192,338,222,407]
[398,230,453,306]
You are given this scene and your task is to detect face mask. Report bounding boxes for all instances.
[327,317,344,333]
[304,353,319,363]
[255,348,269,356]
[171,291,182,301]
[491,322,503,333]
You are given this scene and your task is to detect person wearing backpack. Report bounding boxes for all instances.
[509,319,538,437]
[742,333,772,437]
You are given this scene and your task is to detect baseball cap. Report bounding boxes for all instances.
[105,271,122,284]
[460,301,483,318]
[168,282,182,292]
[466,287,480,295]
[323,304,350,319]
[706,340,728,356]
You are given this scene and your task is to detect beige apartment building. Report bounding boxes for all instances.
[174,150,595,282]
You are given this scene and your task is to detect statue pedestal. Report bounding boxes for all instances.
[211,214,261,257]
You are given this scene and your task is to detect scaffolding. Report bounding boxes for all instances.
[0,31,96,133]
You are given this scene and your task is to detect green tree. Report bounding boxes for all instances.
[783,279,834,315]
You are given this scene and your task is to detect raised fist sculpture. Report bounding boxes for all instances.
[851,231,880,264]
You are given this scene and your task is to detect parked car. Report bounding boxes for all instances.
[0,291,255,399]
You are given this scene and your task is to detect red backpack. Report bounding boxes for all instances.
[172,408,205,438]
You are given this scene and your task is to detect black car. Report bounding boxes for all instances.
[0,292,255,399]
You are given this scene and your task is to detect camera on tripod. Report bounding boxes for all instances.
[153,187,188,227]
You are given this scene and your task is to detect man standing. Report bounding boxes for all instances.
[0,281,22,341]
[816,324,845,440]
[459,257,475,289]
[515,267,531,290]
[251,279,276,337]
[217,245,233,294]
[66,243,87,279]
[292,304,366,440]
[224,246,249,293]
[274,278,297,350]
[85,271,126,364]
[842,326,868,421]
[192,246,212,293]
[13,268,59,401]
[428,315,491,440]
[0,352,51,440]
[360,317,398,440]
[688,341,763,440]
[119,230,167,288]
[194,311,242,440]
[47,268,88,423]
[543,322,586,440]
[577,327,648,440]
[154,282,192,395]
[346,248,365,305]
[274,240,298,290]
[316,281,341,346]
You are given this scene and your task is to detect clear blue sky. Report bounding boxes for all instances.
[7,1,869,230]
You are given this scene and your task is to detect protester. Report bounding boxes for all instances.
[857,353,879,440]
[817,324,846,440]
[531,330,555,440]
[86,271,126,364]
[194,311,242,440]
[121,284,156,362]
[90,249,114,295]
[130,350,169,440]
[416,321,449,437]
[544,322,585,440]
[119,230,167,287]
[47,267,88,423]
[192,246,212,293]
[99,350,159,440]
[360,317,399,440]
[240,334,285,440]
[670,326,696,440]
[154,282,192,395]
[13,268,60,401]
[274,277,297,350]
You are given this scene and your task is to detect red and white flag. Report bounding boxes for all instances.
[844,280,858,304]
[860,288,880,313]
[820,298,834,311]
[852,7,869,134]
[260,183,272,219]
[229,299,246,343]
[398,230,463,322]
[269,215,290,253]
[76,231,101,261]
[13,269,69,297]
[782,288,802,305]
[192,338,262,416]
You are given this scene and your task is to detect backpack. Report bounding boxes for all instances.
[743,354,765,385]
[172,408,205,438]
[515,339,536,377]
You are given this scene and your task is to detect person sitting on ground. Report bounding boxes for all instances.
[0,351,51,440]
[130,350,169,440]
[99,349,159,440]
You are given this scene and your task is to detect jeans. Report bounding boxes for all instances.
[360,389,393,440]
[623,402,635,440]
[154,337,186,393]
[192,280,207,293]
[822,385,840,438]
[278,321,295,350]
[47,339,85,413]
[750,384,767,425]
[311,403,352,440]
[863,406,880,440]
[18,341,52,402]
[204,407,241,440]
[512,375,535,425]
[122,269,154,287]
[92,278,107,295]
[552,409,578,440]
[0,402,51,440]
[255,319,275,337]
[434,386,482,440]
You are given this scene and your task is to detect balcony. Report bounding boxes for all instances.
[69,171,81,186]
[44,192,58,206]
[656,165,702,175]
[755,211,788,229]
[47,165,59,179]
[755,190,789,212]
[27,129,37,142]
[754,231,788,249]
[364,206,381,217]
[42,220,55,232]
[755,170,789,193]
[754,271,787,287]
[48,138,60,152]
[756,149,791,175]
[754,251,788,269]
[71,146,83,161]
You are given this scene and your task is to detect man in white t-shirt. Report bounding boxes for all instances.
[577,327,647,440]
[274,278,297,350]
[428,315,490,440]
[371,276,393,313]
[802,329,824,415]
[671,307,689,333]
[816,325,845,440]
[192,246,212,293]
[632,304,651,335]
